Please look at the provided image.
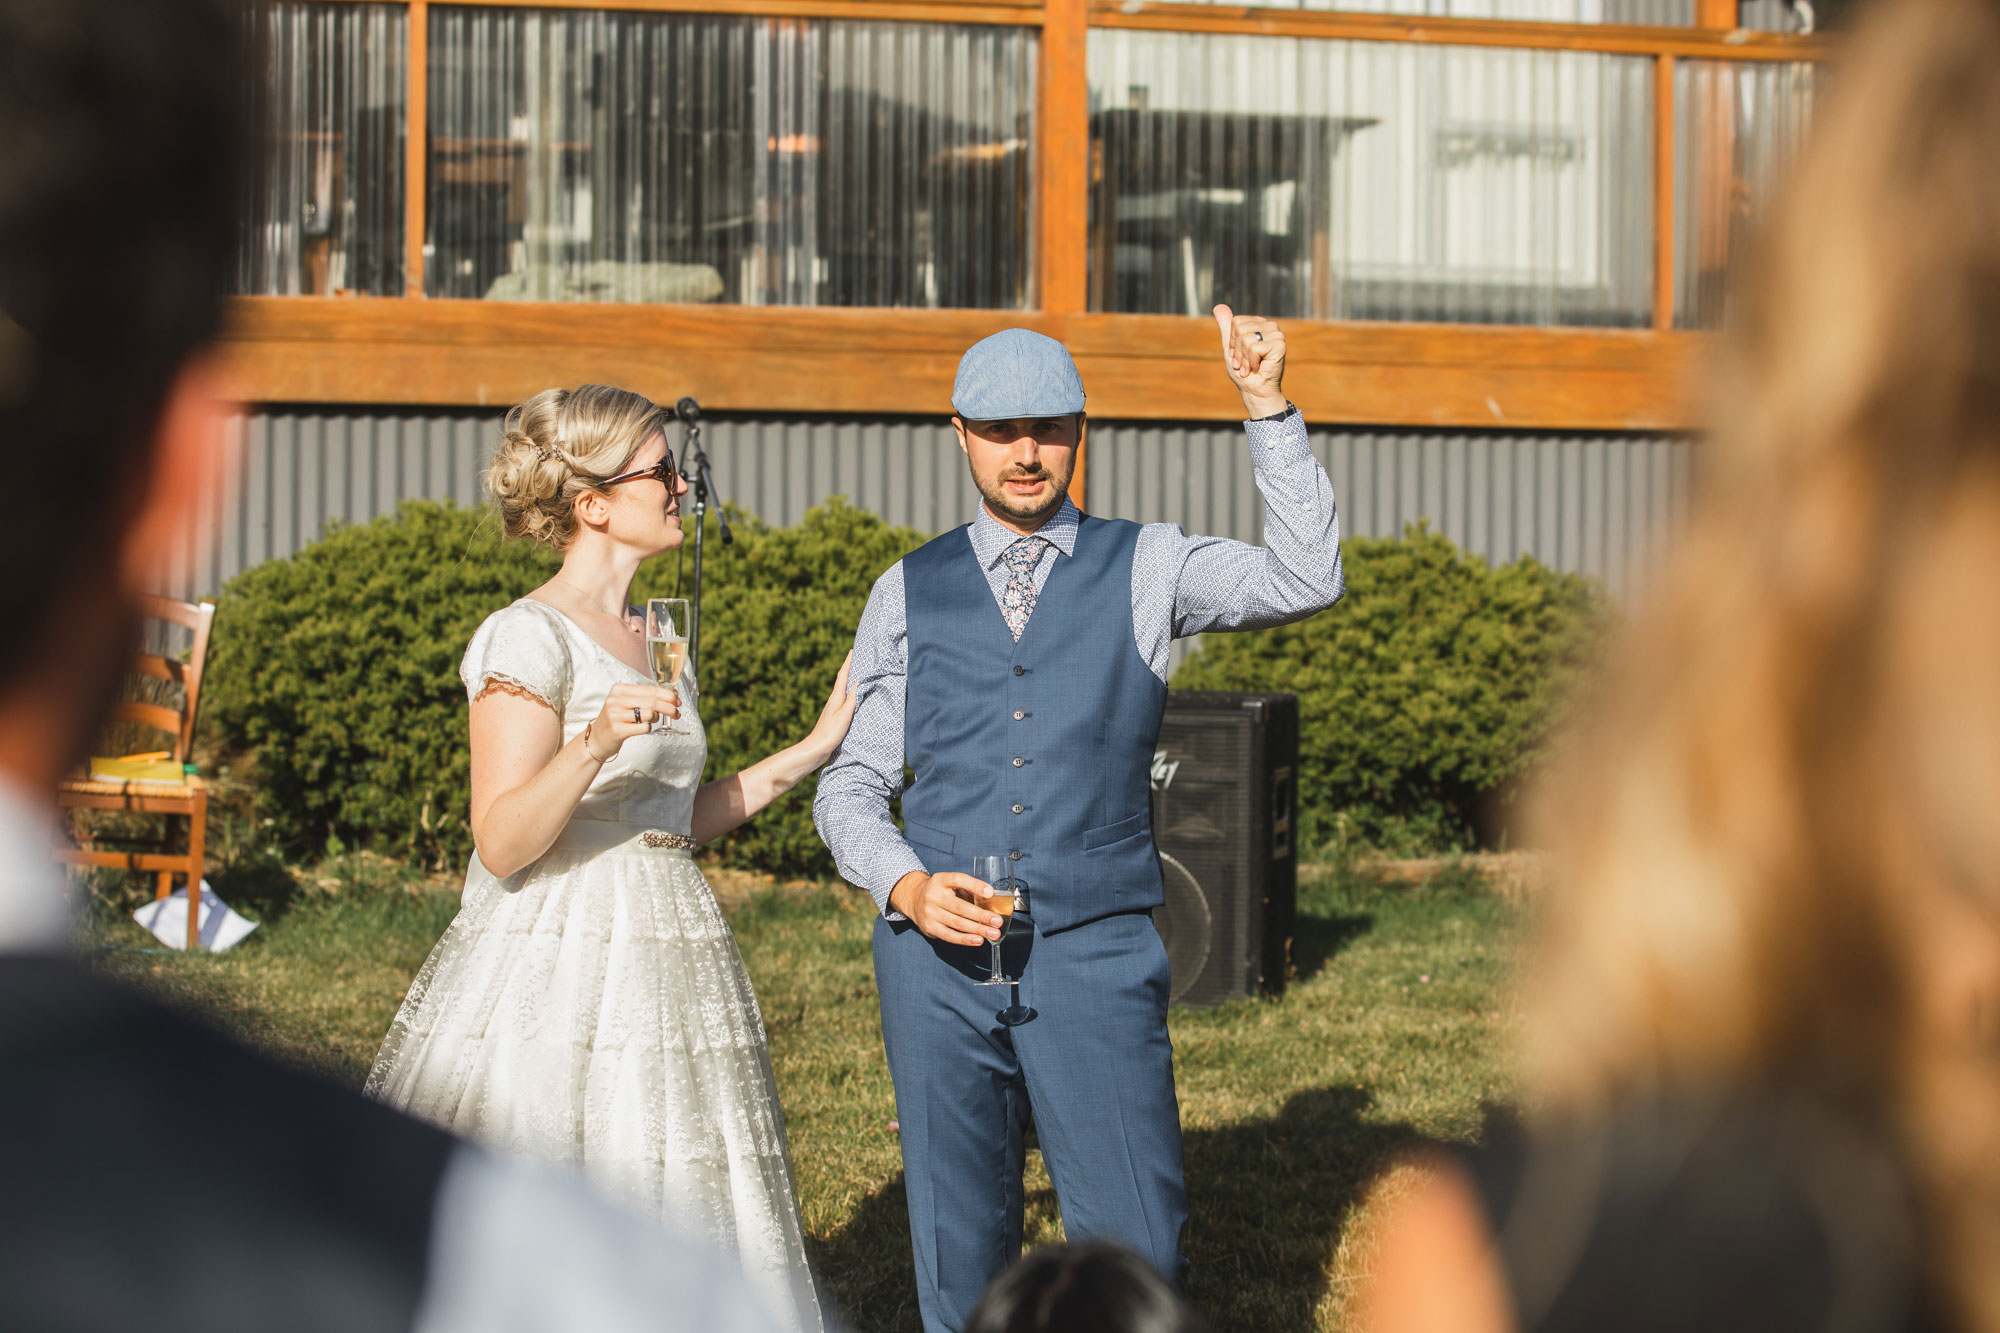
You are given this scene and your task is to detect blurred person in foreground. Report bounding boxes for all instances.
[0,2,782,1329]
[1364,0,2000,1329]
[963,1244,1211,1333]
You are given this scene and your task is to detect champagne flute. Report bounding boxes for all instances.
[970,856,1035,1026]
[646,597,691,733]
[970,856,1018,987]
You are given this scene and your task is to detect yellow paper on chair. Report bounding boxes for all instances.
[88,756,189,784]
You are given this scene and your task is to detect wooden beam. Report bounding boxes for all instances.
[1039,0,1090,317]
[405,0,428,298]
[1042,0,1090,507]
[1654,53,1677,332]
[1694,0,1740,29]
[219,298,1709,432]
[1092,2,1832,61]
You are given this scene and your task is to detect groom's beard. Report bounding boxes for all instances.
[971,461,1072,526]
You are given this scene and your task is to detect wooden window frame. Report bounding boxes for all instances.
[228,0,1826,442]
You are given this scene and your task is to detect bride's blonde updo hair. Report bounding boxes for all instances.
[488,384,671,550]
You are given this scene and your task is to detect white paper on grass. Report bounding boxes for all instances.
[131,880,258,953]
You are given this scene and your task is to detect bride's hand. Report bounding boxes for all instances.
[587,682,682,760]
[798,652,856,769]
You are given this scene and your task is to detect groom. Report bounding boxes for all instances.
[815,307,1344,1330]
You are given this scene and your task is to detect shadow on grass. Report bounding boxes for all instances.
[810,1176,922,1333]
[1290,908,1374,983]
[812,1086,1421,1333]
[1183,1086,1420,1330]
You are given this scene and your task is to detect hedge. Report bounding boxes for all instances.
[1172,523,1608,856]
[629,500,927,876]
[204,502,1601,875]
[202,498,923,876]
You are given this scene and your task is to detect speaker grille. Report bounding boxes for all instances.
[1151,710,1252,1008]
[1154,853,1212,1006]
[1150,691,1298,1009]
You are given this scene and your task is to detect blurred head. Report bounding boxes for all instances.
[1524,0,2000,1317]
[963,1243,1209,1333]
[0,0,241,785]
[488,385,686,558]
[952,413,1084,530]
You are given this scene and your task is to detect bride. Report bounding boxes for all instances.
[367,384,849,1332]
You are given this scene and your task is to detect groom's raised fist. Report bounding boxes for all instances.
[889,870,1004,946]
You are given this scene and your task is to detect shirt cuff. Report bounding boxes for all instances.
[865,842,929,919]
[1243,404,1312,466]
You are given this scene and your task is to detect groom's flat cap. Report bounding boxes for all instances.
[951,329,1086,421]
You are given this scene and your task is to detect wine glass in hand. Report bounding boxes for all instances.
[645,598,690,733]
[971,857,1019,986]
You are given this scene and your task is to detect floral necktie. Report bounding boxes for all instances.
[1000,537,1047,642]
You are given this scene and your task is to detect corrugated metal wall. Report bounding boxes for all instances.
[1090,420,1695,602]
[158,407,1691,610]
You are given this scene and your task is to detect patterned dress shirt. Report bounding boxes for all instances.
[813,406,1344,915]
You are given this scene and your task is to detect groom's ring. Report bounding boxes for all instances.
[1253,331,1264,341]
[632,707,643,723]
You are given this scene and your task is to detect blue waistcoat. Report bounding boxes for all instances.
[901,514,1167,933]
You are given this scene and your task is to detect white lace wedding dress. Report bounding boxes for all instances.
[366,599,827,1333]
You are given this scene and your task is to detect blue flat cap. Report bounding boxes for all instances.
[951,328,1086,420]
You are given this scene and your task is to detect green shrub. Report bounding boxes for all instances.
[633,499,928,877]
[205,501,1598,875]
[202,502,554,869]
[1172,523,1609,857]
[203,498,924,877]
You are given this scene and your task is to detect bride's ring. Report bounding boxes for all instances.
[632,706,643,723]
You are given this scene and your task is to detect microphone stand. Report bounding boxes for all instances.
[677,397,731,676]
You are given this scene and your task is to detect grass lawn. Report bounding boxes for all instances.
[82,858,1520,1332]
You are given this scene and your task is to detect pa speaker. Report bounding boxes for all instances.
[1149,690,1299,1008]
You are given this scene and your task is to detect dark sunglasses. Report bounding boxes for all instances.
[600,445,678,491]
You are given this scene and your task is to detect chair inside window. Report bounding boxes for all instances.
[55,596,216,951]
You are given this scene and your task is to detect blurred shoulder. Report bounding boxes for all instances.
[416,1148,787,1333]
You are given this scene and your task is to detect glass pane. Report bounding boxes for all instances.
[1151,0,1696,24]
[426,9,1034,308]
[235,2,407,296]
[1090,31,1654,326]
[1738,0,1809,32]
[1673,59,1817,329]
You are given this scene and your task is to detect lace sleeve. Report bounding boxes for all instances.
[461,603,573,716]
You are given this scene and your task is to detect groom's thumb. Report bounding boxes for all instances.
[1213,303,1235,348]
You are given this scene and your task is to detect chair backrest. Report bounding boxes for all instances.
[108,596,217,765]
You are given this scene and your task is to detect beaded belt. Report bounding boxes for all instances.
[549,820,696,855]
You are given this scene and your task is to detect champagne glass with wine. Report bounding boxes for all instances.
[645,597,691,733]
[971,856,1035,1026]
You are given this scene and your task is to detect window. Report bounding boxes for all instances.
[425,9,1036,308]
[1090,30,1655,326]
[1673,58,1817,329]
[1142,0,1701,26]
[235,2,407,296]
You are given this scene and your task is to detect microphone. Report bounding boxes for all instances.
[675,396,701,424]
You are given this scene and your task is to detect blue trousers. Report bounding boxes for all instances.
[873,910,1190,1333]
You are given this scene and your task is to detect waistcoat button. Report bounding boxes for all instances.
[1012,757,1024,767]
[1012,803,1024,814]
[1009,850,1022,860]
[1013,710,1025,721]
[1012,665,1025,676]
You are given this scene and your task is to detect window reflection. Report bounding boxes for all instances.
[425,10,1035,308]
[1090,32,1658,327]
[235,2,407,296]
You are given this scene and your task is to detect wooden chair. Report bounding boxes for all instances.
[55,596,216,951]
